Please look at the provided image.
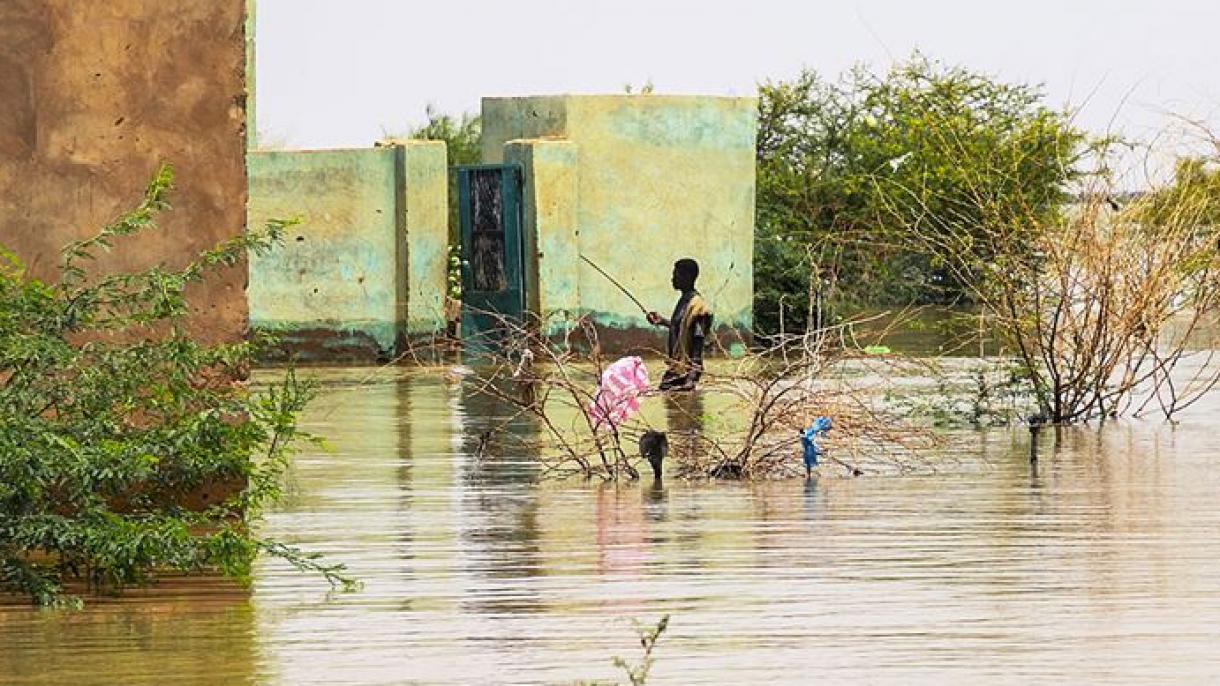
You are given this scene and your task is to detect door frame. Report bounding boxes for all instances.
[455,163,526,350]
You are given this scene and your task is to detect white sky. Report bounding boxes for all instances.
[256,0,1219,182]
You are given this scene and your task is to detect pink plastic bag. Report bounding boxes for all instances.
[589,356,650,430]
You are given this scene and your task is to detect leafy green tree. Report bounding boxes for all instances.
[755,55,1086,335]
[407,104,482,168]
[0,166,350,606]
[1138,157,1220,226]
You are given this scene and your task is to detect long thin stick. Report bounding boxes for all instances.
[580,254,650,316]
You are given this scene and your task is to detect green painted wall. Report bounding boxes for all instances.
[247,142,447,360]
[504,139,580,336]
[483,95,757,350]
[400,141,450,335]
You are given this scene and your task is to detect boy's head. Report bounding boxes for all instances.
[671,258,699,291]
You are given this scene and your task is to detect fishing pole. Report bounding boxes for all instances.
[579,254,651,316]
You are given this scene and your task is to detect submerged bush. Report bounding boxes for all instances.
[0,165,349,606]
[902,134,1220,424]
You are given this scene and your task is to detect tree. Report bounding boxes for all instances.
[1139,156,1220,226]
[407,104,482,168]
[755,55,1086,335]
[0,166,350,605]
[876,104,1220,424]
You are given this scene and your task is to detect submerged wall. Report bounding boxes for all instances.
[247,141,447,361]
[0,0,250,344]
[483,95,757,352]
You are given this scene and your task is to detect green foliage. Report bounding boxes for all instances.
[578,614,670,686]
[755,55,1086,335]
[1137,157,1220,226]
[904,135,1220,423]
[0,165,352,606]
[623,80,655,95]
[407,104,482,168]
[611,615,669,686]
[887,360,1036,428]
[447,244,463,301]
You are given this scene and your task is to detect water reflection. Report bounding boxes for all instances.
[664,391,705,465]
[0,581,256,686]
[3,368,1220,684]
[643,478,669,523]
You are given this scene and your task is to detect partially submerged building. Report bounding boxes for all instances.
[479,94,757,352]
[246,142,448,361]
[1,3,756,363]
[246,93,757,360]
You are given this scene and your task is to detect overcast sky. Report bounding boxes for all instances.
[256,0,1219,180]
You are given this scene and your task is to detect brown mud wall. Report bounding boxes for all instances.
[0,0,249,344]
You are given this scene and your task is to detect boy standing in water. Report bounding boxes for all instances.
[647,258,713,391]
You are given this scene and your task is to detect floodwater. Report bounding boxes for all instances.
[4,367,1220,684]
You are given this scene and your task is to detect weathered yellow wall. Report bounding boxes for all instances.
[401,141,450,336]
[504,139,580,334]
[483,95,756,351]
[247,142,447,361]
[481,97,568,164]
[0,0,250,345]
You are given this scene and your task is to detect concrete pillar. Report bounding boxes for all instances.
[398,140,449,339]
[503,139,580,337]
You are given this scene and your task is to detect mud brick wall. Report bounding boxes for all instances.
[0,0,250,344]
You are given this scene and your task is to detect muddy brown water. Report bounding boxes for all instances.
[3,367,1220,684]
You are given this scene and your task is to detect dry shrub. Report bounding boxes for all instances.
[691,311,941,478]
[886,125,1220,423]
[423,309,936,481]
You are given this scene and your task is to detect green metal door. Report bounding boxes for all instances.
[457,164,525,348]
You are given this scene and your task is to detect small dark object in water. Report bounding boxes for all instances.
[638,430,668,479]
[473,430,493,463]
[1027,413,1046,462]
[710,461,744,479]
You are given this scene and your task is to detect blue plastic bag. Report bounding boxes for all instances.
[801,416,833,472]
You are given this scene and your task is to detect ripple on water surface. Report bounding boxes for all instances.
[3,368,1220,684]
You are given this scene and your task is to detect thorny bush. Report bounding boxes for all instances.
[440,309,937,481]
[0,165,352,606]
[894,126,1220,423]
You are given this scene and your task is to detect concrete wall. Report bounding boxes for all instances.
[481,96,569,164]
[503,140,580,334]
[483,95,756,351]
[0,0,250,345]
[400,142,450,337]
[247,141,447,361]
